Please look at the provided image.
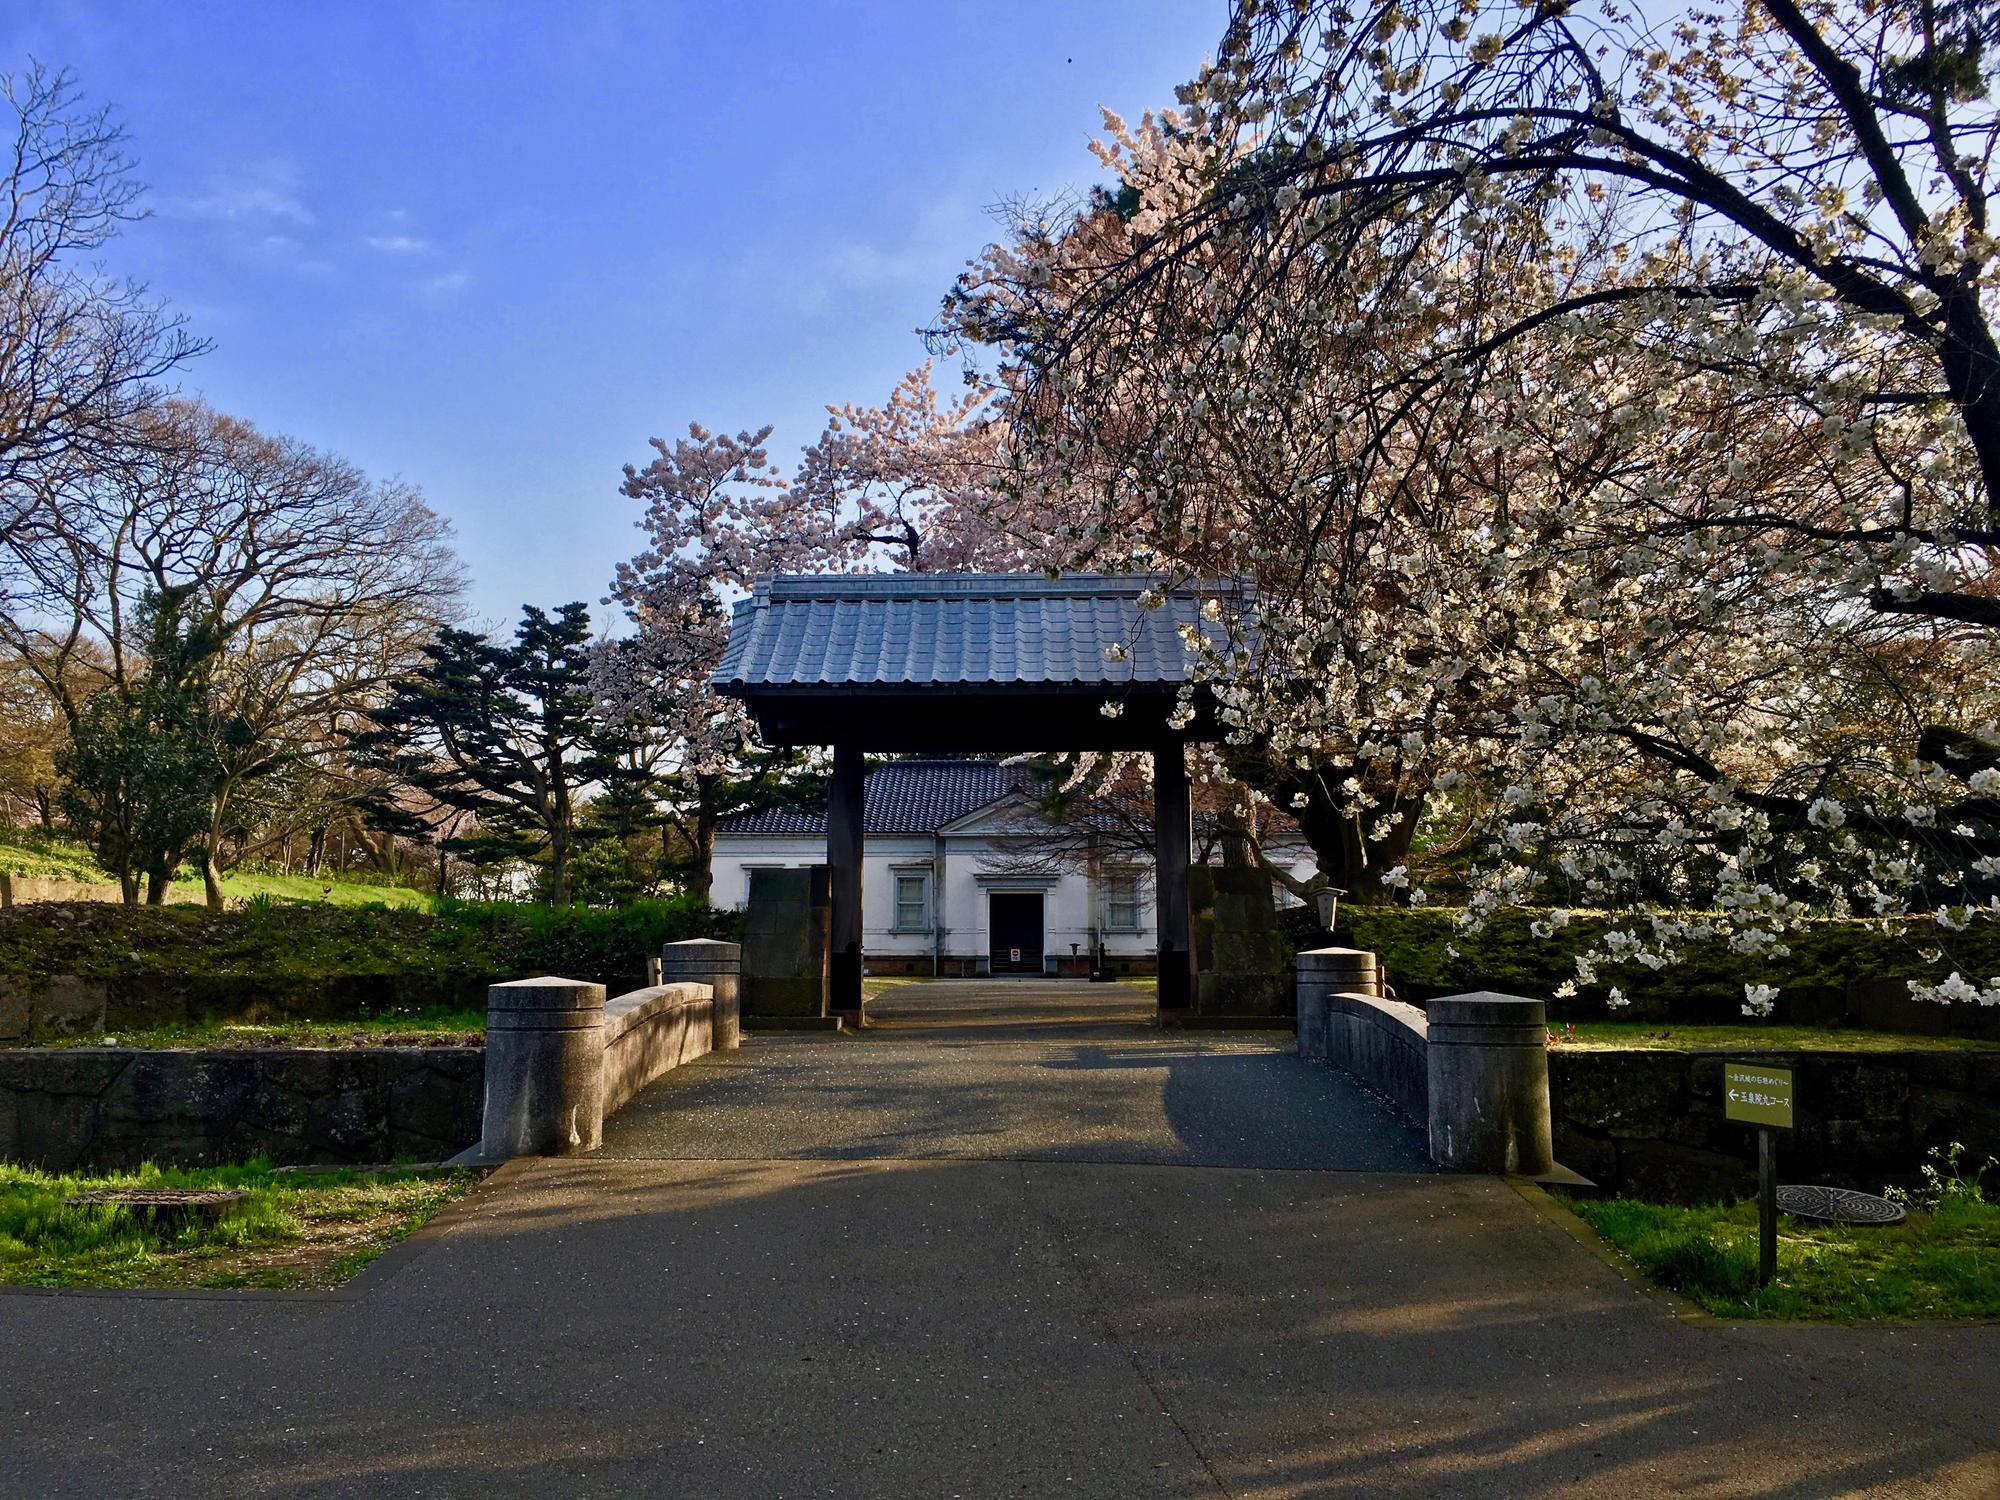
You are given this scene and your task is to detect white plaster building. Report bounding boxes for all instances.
[712,759,1317,977]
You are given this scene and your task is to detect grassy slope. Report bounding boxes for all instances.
[37,1009,488,1049]
[0,833,108,882]
[0,1160,476,1290]
[0,830,431,908]
[1565,1192,2000,1318]
[216,870,431,910]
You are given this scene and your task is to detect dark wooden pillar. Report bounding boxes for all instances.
[1154,741,1195,1012]
[827,738,865,1025]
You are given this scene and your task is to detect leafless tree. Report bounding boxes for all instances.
[0,63,205,614]
[1,400,463,903]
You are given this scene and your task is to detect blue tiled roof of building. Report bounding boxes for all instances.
[717,758,1034,837]
[714,573,1226,692]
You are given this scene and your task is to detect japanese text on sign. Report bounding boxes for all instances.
[1724,1063,1794,1129]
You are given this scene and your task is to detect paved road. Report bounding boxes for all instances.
[4,981,1997,1498]
[600,1031,1435,1172]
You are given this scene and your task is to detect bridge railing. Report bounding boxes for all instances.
[477,939,741,1160]
[1296,946,1554,1176]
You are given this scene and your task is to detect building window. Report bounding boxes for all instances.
[1105,869,1141,932]
[893,870,931,932]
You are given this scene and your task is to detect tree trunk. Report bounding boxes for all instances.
[691,784,718,906]
[548,823,569,905]
[306,825,327,877]
[144,867,171,905]
[202,793,228,910]
[118,870,139,905]
[33,788,53,831]
[1262,765,1428,903]
[347,818,400,876]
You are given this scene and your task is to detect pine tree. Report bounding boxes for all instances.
[354,602,616,904]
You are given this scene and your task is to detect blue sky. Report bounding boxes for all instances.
[4,1,1225,628]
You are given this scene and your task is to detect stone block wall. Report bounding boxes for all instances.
[0,1046,484,1171]
[1549,1048,2000,1201]
[0,872,206,907]
[0,971,490,1044]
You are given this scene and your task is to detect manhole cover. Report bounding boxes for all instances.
[1775,1184,1906,1225]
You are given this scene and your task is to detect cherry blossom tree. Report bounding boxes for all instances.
[606,373,1061,900]
[945,0,2000,1011]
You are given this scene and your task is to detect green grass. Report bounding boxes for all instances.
[1550,1022,2000,1052]
[0,830,433,908]
[1564,1193,2000,1318]
[0,830,111,882]
[218,870,432,910]
[0,1159,476,1290]
[35,1007,487,1050]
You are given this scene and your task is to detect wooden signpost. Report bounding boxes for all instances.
[1725,1062,1794,1287]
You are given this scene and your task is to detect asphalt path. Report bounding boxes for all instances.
[3,982,1996,1497]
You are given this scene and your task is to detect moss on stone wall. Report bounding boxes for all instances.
[0,897,739,1001]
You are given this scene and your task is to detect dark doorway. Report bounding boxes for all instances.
[989,892,1045,975]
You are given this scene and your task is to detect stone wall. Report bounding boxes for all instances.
[0,971,489,1044]
[0,872,206,907]
[1549,1048,2000,1201]
[0,1045,483,1171]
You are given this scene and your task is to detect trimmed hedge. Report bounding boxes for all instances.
[0,897,739,998]
[1281,905,2000,1033]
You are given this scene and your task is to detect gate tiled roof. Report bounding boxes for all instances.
[714,573,1218,692]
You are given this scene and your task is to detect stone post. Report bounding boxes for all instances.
[1295,947,1381,1061]
[1154,742,1197,1012]
[481,977,606,1159]
[827,738,865,1026]
[660,938,743,1050]
[1425,991,1554,1175]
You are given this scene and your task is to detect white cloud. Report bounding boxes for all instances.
[421,270,470,299]
[177,181,314,226]
[365,234,433,254]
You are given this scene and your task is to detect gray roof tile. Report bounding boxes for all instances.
[718,758,1034,837]
[714,573,1228,692]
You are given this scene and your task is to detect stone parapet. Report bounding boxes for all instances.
[481,978,606,1158]
[1425,992,1554,1175]
[600,982,713,1117]
[478,942,744,1161]
[1295,947,1381,1060]
[1323,992,1430,1124]
[659,938,742,1049]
